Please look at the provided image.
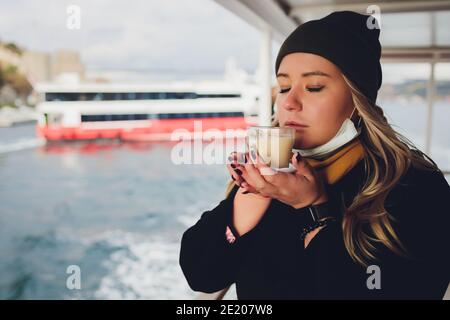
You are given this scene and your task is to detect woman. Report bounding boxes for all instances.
[179,11,450,299]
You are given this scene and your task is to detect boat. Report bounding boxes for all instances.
[34,80,259,141]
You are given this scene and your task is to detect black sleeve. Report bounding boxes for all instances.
[179,185,256,293]
[385,168,450,298]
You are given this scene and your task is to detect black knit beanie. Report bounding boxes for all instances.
[275,11,382,103]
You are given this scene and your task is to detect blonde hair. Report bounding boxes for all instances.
[224,74,441,266]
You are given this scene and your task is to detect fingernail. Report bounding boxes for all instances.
[296,152,302,162]
[234,168,242,176]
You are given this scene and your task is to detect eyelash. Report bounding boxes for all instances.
[279,86,324,94]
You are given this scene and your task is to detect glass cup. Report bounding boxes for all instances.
[246,126,296,171]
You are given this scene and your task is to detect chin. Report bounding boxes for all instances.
[294,133,307,149]
[294,134,319,149]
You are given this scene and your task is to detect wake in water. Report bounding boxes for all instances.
[0,138,46,154]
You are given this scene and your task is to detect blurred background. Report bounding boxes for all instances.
[0,0,449,299]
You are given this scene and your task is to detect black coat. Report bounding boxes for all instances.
[179,159,450,299]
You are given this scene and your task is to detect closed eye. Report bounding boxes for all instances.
[306,86,324,93]
[278,86,325,94]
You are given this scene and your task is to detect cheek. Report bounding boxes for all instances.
[304,93,348,146]
[275,97,288,122]
[309,108,341,145]
[306,94,340,126]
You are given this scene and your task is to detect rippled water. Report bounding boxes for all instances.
[0,125,235,299]
[0,102,448,299]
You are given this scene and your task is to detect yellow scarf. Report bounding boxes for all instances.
[303,138,365,185]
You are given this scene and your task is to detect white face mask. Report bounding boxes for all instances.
[292,107,361,159]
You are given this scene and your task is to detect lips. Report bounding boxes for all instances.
[284,120,308,128]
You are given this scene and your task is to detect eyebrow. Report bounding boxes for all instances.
[276,71,331,78]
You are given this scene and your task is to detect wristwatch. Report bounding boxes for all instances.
[306,200,339,223]
[297,201,339,240]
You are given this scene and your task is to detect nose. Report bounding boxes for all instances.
[279,87,303,112]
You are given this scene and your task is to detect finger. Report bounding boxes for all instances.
[241,179,274,198]
[241,151,277,193]
[227,151,246,165]
[238,172,259,194]
[226,163,244,186]
[292,152,315,181]
[242,162,266,190]
[240,181,258,194]
[237,165,256,190]
[248,147,276,176]
[254,153,276,177]
[243,162,278,195]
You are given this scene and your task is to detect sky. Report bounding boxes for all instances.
[0,0,269,74]
[0,0,449,82]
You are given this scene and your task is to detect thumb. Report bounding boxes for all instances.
[292,152,315,181]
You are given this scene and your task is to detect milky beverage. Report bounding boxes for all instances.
[248,127,295,169]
